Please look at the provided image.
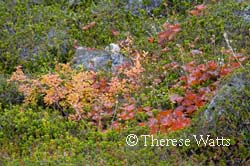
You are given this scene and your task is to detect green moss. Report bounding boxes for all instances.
[1,0,250,165]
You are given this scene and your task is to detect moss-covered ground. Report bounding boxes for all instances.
[0,0,250,165]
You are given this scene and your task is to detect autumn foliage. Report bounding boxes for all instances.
[147,50,248,134]
[158,23,181,46]
[189,4,207,16]
[9,37,146,130]
[8,8,249,134]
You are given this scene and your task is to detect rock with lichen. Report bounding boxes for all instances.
[73,44,130,72]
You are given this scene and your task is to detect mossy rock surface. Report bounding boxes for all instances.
[196,66,250,137]
[176,67,250,165]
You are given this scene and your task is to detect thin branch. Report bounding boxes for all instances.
[223,32,245,69]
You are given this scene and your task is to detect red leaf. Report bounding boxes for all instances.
[195,4,207,11]
[197,64,206,71]
[174,110,184,117]
[139,122,145,126]
[169,94,184,104]
[124,104,135,112]
[186,105,198,114]
[182,99,193,107]
[128,112,134,119]
[158,110,172,117]
[148,37,154,43]
[175,105,185,112]
[231,62,240,68]
[119,113,128,120]
[143,106,151,112]
[158,23,181,45]
[194,98,205,107]
[193,70,203,78]
[111,121,120,129]
[148,118,158,127]
[170,118,190,131]
[220,67,231,76]
[111,29,119,36]
[187,76,200,86]
[137,107,143,112]
[207,61,217,70]
[150,125,159,134]
[185,93,196,101]
[160,117,173,126]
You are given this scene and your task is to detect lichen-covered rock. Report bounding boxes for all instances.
[18,28,70,59]
[125,0,162,15]
[166,67,250,165]
[197,68,250,135]
[73,44,130,71]
[0,74,23,106]
[237,9,250,23]
[235,0,250,23]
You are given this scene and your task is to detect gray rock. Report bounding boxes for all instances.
[235,1,250,23]
[0,74,23,105]
[18,28,70,59]
[125,0,162,15]
[238,10,250,23]
[196,68,250,136]
[73,44,130,72]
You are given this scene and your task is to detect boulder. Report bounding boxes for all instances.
[0,74,23,106]
[169,67,250,165]
[125,0,162,15]
[73,44,130,72]
[237,10,250,23]
[193,67,250,139]
[235,0,250,23]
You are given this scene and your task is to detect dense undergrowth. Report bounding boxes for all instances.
[0,0,250,165]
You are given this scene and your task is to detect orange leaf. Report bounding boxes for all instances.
[82,22,96,30]
[174,110,184,117]
[170,118,190,131]
[207,61,217,70]
[231,62,240,68]
[185,93,196,101]
[171,24,181,32]
[158,110,172,117]
[139,122,145,126]
[148,37,154,43]
[189,9,200,16]
[150,125,159,134]
[158,23,181,45]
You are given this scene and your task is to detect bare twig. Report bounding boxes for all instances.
[223,32,245,69]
